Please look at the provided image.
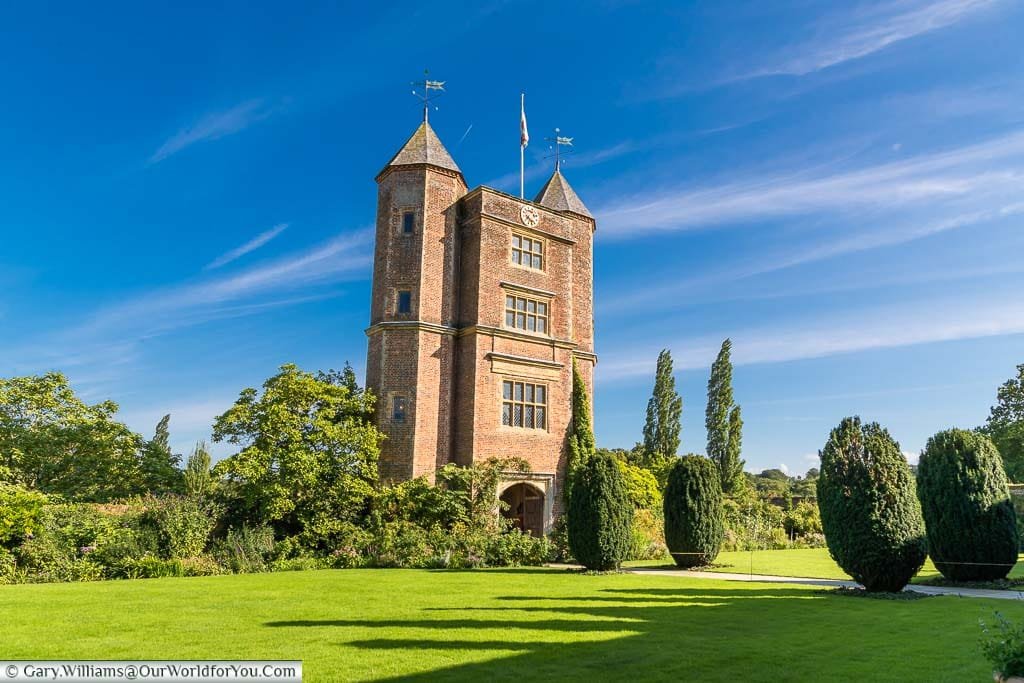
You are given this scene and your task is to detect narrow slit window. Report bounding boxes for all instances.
[392,396,407,422]
[402,211,415,234]
[397,290,412,314]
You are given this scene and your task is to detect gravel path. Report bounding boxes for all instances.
[624,566,1024,601]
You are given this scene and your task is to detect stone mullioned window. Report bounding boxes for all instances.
[502,380,547,429]
[504,294,549,334]
[511,233,543,270]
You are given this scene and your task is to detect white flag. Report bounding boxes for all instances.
[520,95,529,148]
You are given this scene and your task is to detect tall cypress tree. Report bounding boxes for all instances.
[641,349,682,468]
[183,441,214,500]
[707,339,743,494]
[726,405,744,490]
[568,359,596,478]
[139,414,183,494]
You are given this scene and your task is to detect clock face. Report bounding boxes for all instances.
[520,204,540,228]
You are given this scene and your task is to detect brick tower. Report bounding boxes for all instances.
[366,117,596,534]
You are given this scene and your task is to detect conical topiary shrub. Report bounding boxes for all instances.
[663,455,724,568]
[567,452,633,571]
[817,417,927,592]
[917,428,1018,581]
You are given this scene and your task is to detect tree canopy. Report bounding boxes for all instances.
[212,364,383,546]
[983,364,1024,482]
[139,415,183,494]
[0,373,150,501]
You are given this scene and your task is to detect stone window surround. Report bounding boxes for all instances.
[499,282,555,338]
[384,390,412,427]
[394,288,413,315]
[397,207,418,235]
[501,378,548,430]
[511,231,545,272]
[504,293,550,335]
[391,395,408,422]
[497,472,556,535]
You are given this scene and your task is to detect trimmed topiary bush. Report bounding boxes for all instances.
[817,417,926,592]
[917,428,1018,581]
[567,453,633,571]
[663,455,724,567]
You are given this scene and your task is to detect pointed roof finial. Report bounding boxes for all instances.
[377,120,462,180]
[534,166,592,218]
[411,69,445,123]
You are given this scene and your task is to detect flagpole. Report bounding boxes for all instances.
[520,93,525,199]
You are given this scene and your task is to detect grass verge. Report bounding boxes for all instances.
[1,566,1021,681]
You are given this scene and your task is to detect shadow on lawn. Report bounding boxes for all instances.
[263,579,991,682]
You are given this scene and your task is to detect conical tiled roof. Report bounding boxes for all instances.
[379,121,461,176]
[533,168,592,218]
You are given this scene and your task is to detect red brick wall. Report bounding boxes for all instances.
[453,189,595,512]
[366,164,466,483]
[366,167,596,522]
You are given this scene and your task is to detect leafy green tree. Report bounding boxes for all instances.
[567,452,633,570]
[212,364,383,549]
[707,339,744,494]
[783,501,822,538]
[983,364,1024,482]
[183,441,214,500]
[791,470,818,498]
[139,415,183,494]
[617,460,662,510]
[663,455,724,567]
[0,483,48,546]
[817,417,926,592]
[917,429,1018,581]
[641,349,682,469]
[0,373,147,501]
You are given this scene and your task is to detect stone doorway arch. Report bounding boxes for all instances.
[499,482,545,537]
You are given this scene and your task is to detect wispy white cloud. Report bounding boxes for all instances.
[737,0,1000,79]
[599,202,1024,314]
[597,293,1024,381]
[746,381,990,407]
[597,128,1024,237]
[205,223,290,270]
[5,228,373,387]
[149,99,282,164]
[78,228,372,339]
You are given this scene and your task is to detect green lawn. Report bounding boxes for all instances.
[632,548,1024,583]
[2,567,1021,681]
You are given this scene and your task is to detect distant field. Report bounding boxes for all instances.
[630,547,1024,582]
[2,566,1022,681]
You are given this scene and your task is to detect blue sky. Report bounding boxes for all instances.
[3,1,1023,475]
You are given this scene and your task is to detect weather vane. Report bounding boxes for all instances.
[411,69,445,123]
[545,128,574,170]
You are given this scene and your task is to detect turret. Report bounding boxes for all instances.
[366,120,466,481]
